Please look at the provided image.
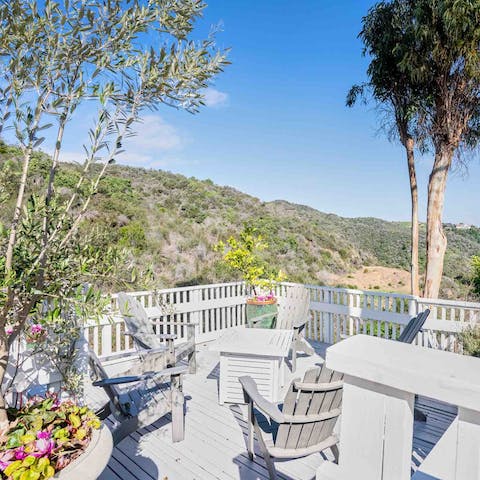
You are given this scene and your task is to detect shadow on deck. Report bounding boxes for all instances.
[88,340,456,480]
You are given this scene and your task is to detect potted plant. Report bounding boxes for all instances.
[215,226,286,328]
[0,395,112,480]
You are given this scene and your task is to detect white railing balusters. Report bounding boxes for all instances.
[87,282,480,358]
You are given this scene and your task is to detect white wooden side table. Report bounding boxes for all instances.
[212,327,293,405]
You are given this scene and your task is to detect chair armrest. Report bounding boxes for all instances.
[93,365,188,387]
[292,317,309,329]
[239,376,285,424]
[99,343,169,363]
[125,332,177,341]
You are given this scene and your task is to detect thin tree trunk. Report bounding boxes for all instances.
[4,93,47,272]
[424,147,453,298]
[405,137,419,296]
[0,333,9,427]
[4,149,33,271]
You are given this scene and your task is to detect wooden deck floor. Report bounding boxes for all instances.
[88,341,457,480]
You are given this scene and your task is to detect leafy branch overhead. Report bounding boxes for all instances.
[0,0,228,427]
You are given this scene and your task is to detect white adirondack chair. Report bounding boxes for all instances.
[89,348,187,445]
[239,364,343,480]
[276,285,315,371]
[117,292,196,373]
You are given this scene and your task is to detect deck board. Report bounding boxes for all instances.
[88,341,455,480]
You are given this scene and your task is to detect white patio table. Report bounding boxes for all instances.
[212,327,293,405]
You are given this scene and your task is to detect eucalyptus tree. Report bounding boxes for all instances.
[404,0,480,298]
[0,0,228,426]
[347,0,424,295]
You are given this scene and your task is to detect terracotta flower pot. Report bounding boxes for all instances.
[54,425,113,480]
[246,297,278,328]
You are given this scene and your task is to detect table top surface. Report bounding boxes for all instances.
[212,326,293,357]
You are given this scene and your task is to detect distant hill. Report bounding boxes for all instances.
[1,144,479,298]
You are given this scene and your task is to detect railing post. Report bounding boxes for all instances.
[101,323,112,357]
[329,288,335,343]
[409,296,418,317]
[190,289,202,340]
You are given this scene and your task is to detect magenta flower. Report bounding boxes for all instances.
[5,326,13,336]
[14,446,27,460]
[33,436,54,458]
[30,324,44,334]
[37,430,51,440]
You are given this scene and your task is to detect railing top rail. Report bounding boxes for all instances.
[418,297,480,309]
[110,281,480,312]
[302,283,418,300]
[111,281,246,298]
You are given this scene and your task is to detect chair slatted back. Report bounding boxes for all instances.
[398,309,431,344]
[88,349,121,410]
[88,349,173,444]
[117,292,163,349]
[275,365,343,451]
[276,286,311,330]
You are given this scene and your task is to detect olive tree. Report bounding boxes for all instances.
[0,0,227,426]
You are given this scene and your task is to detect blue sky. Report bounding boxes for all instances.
[59,0,480,225]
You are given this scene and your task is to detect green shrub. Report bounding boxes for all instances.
[118,222,147,252]
[458,325,480,357]
[472,256,480,297]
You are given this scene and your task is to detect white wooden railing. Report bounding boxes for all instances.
[84,281,480,358]
[316,335,480,480]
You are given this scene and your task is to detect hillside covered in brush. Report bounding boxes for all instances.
[1,143,479,298]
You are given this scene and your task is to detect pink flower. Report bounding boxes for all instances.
[37,430,51,440]
[30,324,44,334]
[32,431,54,457]
[5,326,13,336]
[14,446,27,460]
[33,437,54,457]
[0,450,15,470]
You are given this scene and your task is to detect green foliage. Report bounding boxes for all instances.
[181,203,208,223]
[0,0,228,420]
[472,256,480,297]
[458,325,480,357]
[1,152,478,298]
[118,221,147,252]
[98,176,134,198]
[215,226,286,296]
[0,397,101,479]
[348,0,424,144]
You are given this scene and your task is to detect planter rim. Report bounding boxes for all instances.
[246,297,277,305]
[54,424,112,479]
